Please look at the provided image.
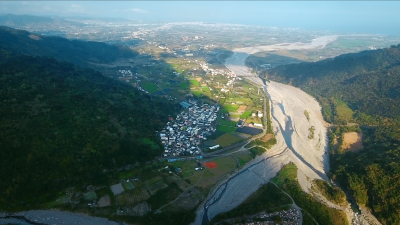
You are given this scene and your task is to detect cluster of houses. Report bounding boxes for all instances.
[159,99,219,157]
[243,208,301,225]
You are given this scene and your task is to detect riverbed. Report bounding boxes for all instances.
[194,36,336,225]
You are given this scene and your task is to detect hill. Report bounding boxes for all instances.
[0,26,137,66]
[0,50,180,210]
[265,44,400,224]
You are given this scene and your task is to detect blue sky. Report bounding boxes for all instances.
[1,1,400,34]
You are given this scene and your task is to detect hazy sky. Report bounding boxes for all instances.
[1,1,400,35]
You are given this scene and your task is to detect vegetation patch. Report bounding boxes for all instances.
[240,110,252,119]
[272,163,348,225]
[115,188,150,205]
[122,182,135,191]
[144,176,168,195]
[190,79,200,87]
[313,180,346,205]
[222,104,240,112]
[209,182,292,224]
[141,80,159,93]
[232,151,253,167]
[217,125,237,133]
[304,110,310,121]
[178,82,189,89]
[196,156,236,188]
[249,146,267,158]
[308,126,315,139]
[215,133,243,147]
[147,182,182,210]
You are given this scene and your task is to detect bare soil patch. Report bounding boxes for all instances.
[342,132,363,151]
[28,34,41,40]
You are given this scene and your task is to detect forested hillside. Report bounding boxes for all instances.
[0,50,180,210]
[0,26,137,66]
[265,44,400,224]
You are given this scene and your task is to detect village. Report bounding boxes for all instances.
[159,99,220,158]
[223,208,301,225]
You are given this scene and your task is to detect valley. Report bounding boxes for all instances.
[1,13,400,225]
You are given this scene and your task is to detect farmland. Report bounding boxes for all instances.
[215,133,244,147]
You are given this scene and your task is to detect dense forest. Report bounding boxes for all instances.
[265,44,400,224]
[0,50,180,210]
[0,26,137,66]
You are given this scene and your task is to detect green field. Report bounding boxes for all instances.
[84,191,97,201]
[141,81,159,93]
[222,104,239,112]
[217,125,237,133]
[190,79,200,87]
[232,151,253,166]
[240,110,252,119]
[178,82,189,89]
[192,90,202,97]
[167,160,198,178]
[196,156,236,188]
[271,163,297,186]
[215,133,243,147]
[144,176,168,194]
[219,119,237,126]
[202,86,210,92]
[122,182,135,191]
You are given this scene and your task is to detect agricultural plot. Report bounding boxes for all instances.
[122,182,135,191]
[202,86,210,92]
[219,119,237,127]
[240,110,252,119]
[166,175,191,191]
[178,82,189,89]
[216,133,243,147]
[144,176,168,195]
[232,151,253,167]
[217,125,237,133]
[167,160,198,178]
[221,104,239,113]
[140,81,159,93]
[190,79,200,87]
[196,156,236,188]
[167,187,204,212]
[84,191,97,201]
[115,188,150,206]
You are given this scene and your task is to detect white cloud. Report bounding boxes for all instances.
[68,4,86,14]
[125,8,148,14]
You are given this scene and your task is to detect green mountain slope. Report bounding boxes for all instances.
[265,44,400,124]
[0,26,137,66]
[0,50,179,210]
[265,44,400,224]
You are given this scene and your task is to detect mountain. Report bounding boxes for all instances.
[0,26,138,67]
[0,44,179,210]
[264,44,400,224]
[0,14,83,29]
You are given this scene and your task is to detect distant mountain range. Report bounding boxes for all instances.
[0,26,138,67]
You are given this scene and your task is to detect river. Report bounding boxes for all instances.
[194,37,337,225]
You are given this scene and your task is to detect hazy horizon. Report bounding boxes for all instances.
[1,1,400,35]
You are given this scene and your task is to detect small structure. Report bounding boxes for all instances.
[209,144,220,150]
[180,101,192,108]
[110,183,124,196]
[236,119,244,127]
[175,168,182,174]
